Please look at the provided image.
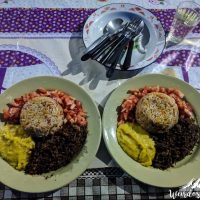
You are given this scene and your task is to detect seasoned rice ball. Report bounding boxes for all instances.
[135,92,179,133]
[20,96,64,136]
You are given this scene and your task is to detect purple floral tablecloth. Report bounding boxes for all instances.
[0,0,200,199]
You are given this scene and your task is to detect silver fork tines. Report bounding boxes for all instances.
[124,19,142,38]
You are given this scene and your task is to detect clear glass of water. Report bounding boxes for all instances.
[166,1,200,46]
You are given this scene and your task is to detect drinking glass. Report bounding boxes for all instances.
[166,1,200,46]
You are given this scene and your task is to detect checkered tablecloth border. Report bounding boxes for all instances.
[0,167,178,200]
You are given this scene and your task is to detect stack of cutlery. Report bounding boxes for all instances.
[81,19,144,78]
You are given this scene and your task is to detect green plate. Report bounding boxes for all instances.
[0,76,101,193]
[103,74,200,188]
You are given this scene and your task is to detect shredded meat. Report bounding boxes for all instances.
[152,118,200,170]
[25,123,88,175]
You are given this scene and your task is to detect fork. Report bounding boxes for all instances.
[105,19,144,77]
[98,19,139,65]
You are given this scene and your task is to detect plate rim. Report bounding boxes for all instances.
[82,3,166,71]
[102,73,200,188]
[0,75,102,193]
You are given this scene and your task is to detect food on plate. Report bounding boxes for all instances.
[3,88,87,127]
[20,96,64,136]
[25,123,87,175]
[117,85,200,170]
[118,85,193,125]
[1,88,88,174]
[117,123,155,167]
[152,118,199,170]
[0,124,35,170]
[135,92,179,133]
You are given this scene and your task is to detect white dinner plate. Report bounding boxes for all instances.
[103,74,200,188]
[0,76,101,193]
[83,3,165,70]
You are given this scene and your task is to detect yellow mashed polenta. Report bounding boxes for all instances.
[117,123,155,167]
[0,124,35,170]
